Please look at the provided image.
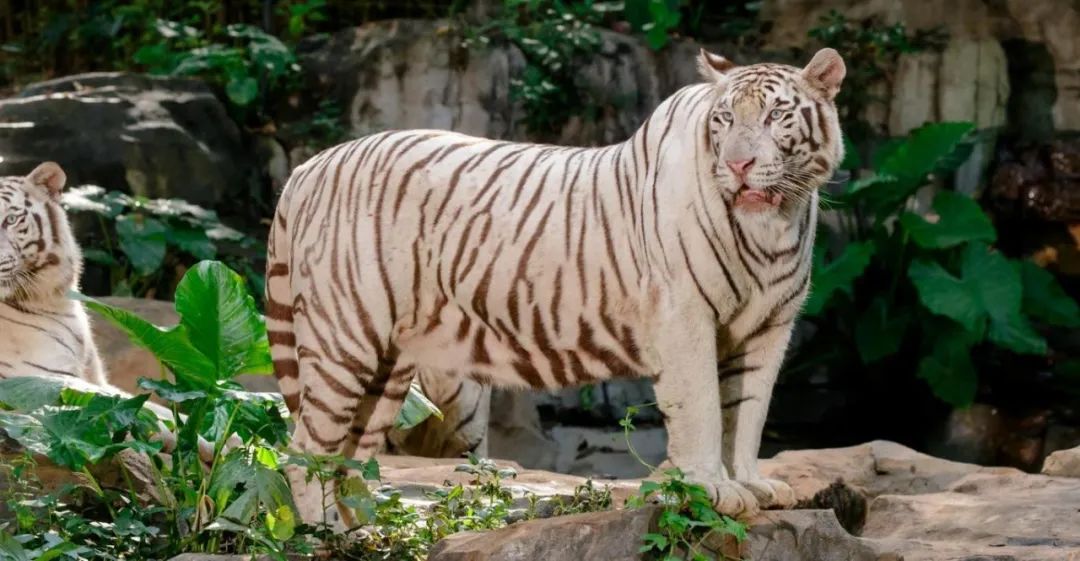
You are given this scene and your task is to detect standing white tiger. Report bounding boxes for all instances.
[0,162,107,386]
[267,48,846,522]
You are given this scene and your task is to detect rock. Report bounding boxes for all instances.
[990,138,1080,223]
[0,73,258,208]
[863,470,1080,560]
[888,51,941,136]
[759,440,1015,502]
[292,20,716,147]
[1042,445,1080,477]
[428,507,661,561]
[429,507,885,561]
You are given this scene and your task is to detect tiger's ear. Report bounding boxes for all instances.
[801,48,846,100]
[27,162,66,201]
[697,48,735,83]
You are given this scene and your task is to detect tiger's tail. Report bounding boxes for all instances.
[265,175,301,415]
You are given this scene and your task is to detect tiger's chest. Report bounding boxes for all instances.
[0,301,87,379]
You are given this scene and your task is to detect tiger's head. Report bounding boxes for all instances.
[0,162,81,301]
[699,48,845,214]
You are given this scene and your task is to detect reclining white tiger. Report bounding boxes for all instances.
[267,47,846,522]
[0,162,211,460]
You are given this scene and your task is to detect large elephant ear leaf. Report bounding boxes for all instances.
[71,292,217,387]
[174,261,273,380]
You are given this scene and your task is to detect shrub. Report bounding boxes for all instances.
[796,122,1080,407]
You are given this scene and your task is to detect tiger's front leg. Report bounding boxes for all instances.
[652,310,759,519]
[719,322,798,510]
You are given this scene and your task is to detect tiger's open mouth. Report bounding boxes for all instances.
[734,185,783,210]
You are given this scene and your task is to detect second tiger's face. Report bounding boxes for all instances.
[701,49,845,213]
[0,163,68,299]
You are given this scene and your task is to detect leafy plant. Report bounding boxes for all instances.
[62,185,265,299]
[133,19,299,123]
[620,405,747,560]
[623,0,685,50]
[799,122,1080,407]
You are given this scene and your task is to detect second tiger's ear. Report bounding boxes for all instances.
[697,48,736,83]
[27,162,67,201]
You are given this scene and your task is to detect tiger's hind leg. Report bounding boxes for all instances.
[283,349,372,526]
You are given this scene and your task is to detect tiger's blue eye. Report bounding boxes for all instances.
[1,215,15,228]
[721,111,734,122]
[769,109,784,120]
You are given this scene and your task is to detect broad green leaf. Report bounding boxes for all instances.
[908,259,982,332]
[854,122,975,215]
[878,122,976,185]
[137,378,207,403]
[167,225,217,260]
[0,411,50,456]
[266,504,295,541]
[0,376,66,411]
[804,241,876,315]
[174,261,273,379]
[987,311,1046,355]
[1019,261,1080,328]
[115,214,168,275]
[72,292,217,386]
[845,173,896,195]
[899,191,996,249]
[854,297,910,363]
[917,325,977,408]
[908,244,1047,355]
[0,532,30,561]
[963,245,1046,355]
[393,381,444,430]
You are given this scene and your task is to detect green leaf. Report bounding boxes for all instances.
[804,241,876,315]
[854,297,910,363]
[854,122,976,215]
[393,381,444,430]
[908,244,1047,355]
[845,172,896,195]
[115,214,168,275]
[907,259,982,333]
[987,311,1047,355]
[266,504,295,541]
[173,261,273,379]
[72,292,218,386]
[878,122,976,184]
[167,225,217,260]
[137,378,207,403]
[225,76,259,106]
[0,532,30,561]
[899,191,996,249]
[917,325,977,408]
[0,376,66,411]
[1019,261,1080,328]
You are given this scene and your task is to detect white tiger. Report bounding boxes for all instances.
[0,162,107,385]
[267,48,846,523]
[0,162,216,461]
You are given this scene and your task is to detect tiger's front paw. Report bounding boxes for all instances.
[739,477,797,510]
[702,480,760,519]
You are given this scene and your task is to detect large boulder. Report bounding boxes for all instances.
[0,73,259,208]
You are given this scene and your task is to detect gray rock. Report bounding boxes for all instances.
[0,72,257,208]
[1043,445,1080,477]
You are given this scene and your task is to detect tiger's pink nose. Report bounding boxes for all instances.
[726,158,755,178]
